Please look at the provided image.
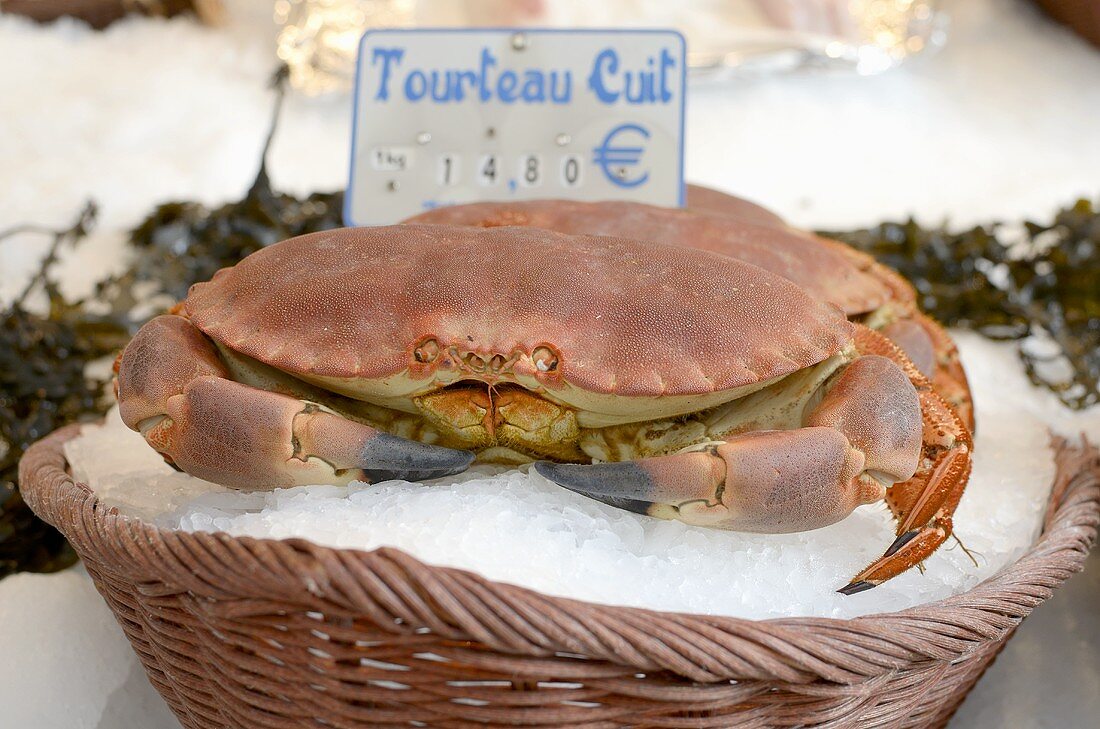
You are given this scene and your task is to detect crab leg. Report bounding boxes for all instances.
[880,318,936,378]
[874,313,973,432]
[116,315,474,488]
[822,238,975,430]
[834,328,972,594]
[912,312,974,431]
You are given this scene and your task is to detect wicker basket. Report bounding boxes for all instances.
[19,425,1100,729]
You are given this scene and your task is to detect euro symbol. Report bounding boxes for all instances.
[593,123,650,188]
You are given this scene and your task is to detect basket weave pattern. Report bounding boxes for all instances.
[20,425,1100,728]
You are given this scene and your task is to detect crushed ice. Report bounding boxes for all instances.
[65,333,1099,619]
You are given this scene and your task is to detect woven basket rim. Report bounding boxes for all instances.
[19,423,1100,685]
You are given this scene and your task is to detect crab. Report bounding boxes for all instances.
[115,224,971,593]
[408,190,974,429]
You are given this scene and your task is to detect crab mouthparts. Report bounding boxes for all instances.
[413,382,581,459]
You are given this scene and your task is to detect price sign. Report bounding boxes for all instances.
[345,28,686,226]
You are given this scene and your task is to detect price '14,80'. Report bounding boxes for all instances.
[437,153,584,189]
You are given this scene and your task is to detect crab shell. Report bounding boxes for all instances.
[684,184,922,316]
[183,224,851,416]
[407,199,888,318]
[406,194,974,429]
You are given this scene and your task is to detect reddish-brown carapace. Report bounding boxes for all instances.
[409,188,974,430]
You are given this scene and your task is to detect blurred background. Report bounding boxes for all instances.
[2,0,1099,250]
[0,1,1097,727]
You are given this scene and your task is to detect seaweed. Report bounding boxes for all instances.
[822,200,1100,410]
[0,204,120,575]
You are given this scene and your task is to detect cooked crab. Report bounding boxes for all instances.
[408,192,974,429]
[115,225,971,593]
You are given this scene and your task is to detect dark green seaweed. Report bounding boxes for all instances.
[822,201,1099,410]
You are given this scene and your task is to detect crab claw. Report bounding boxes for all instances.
[138,378,476,487]
[532,461,666,517]
[345,431,476,483]
[534,427,883,533]
[117,315,475,489]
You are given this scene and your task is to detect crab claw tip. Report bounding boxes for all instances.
[360,434,475,482]
[884,529,921,558]
[532,460,655,515]
[837,580,877,596]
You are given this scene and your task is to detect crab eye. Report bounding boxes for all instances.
[414,338,439,363]
[464,353,486,371]
[532,346,559,373]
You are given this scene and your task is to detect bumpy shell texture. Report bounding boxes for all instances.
[185,225,852,397]
[407,201,888,317]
